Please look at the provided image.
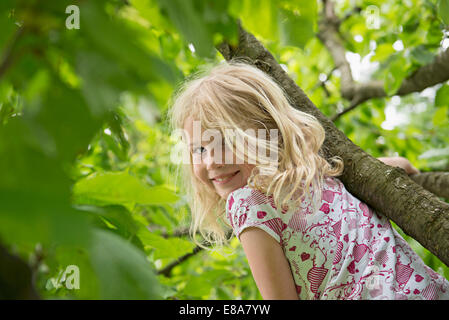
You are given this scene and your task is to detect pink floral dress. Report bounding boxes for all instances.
[226,177,449,300]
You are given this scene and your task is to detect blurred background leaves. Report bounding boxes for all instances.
[0,0,448,299]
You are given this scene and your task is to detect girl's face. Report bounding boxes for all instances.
[184,117,255,199]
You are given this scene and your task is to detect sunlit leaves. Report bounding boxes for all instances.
[156,0,238,58]
[72,171,179,210]
[433,106,449,126]
[279,0,317,49]
[1,0,449,301]
[383,53,410,96]
[371,43,395,62]
[230,0,278,41]
[228,0,318,49]
[80,1,177,85]
[138,227,195,260]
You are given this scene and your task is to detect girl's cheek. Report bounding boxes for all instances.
[192,166,203,183]
[223,144,236,164]
[242,164,256,177]
[193,165,213,187]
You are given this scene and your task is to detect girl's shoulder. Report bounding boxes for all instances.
[225,184,285,243]
[226,176,345,213]
[226,184,273,213]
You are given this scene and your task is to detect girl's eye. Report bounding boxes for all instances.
[192,146,206,154]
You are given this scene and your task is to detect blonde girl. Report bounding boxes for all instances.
[168,60,449,300]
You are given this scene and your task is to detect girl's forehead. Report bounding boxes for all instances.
[183,117,217,133]
[183,117,227,144]
[183,116,200,134]
[183,116,199,126]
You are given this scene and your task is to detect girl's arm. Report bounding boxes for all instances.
[377,156,420,175]
[239,227,299,300]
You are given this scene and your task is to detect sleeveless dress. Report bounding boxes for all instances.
[226,177,449,300]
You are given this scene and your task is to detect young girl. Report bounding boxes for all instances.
[168,60,449,300]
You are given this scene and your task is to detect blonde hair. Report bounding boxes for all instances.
[168,59,343,248]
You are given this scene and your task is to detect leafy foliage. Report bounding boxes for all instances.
[0,0,448,300]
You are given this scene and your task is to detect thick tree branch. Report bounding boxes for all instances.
[410,172,449,200]
[396,48,449,95]
[318,0,449,121]
[217,23,449,267]
[317,0,355,101]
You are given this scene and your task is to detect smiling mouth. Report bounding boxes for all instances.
[211,171,240,184]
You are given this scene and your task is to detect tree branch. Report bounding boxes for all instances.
[317,0,355,101]
[410,172,449,200]
[157,230,234,277]
[311,66,337,98]
[318,0,449,121]
[217,22,449,267]
[160,226,190,238]
[157,245,203,277]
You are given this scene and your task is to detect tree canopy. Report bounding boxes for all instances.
[0,0,448,300]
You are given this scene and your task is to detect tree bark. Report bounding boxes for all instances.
[217,23,449,267]
[411,172,449,200]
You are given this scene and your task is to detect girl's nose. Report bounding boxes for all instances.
[204,149,224,170]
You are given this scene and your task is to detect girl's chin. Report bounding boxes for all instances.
[215,184,247,199]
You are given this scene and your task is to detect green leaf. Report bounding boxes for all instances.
[433,106,448,127]
[438,0,449,25]
[0,0,15,13]
[79,205,139,239]
[42,245,100,299]
[80,1,177,84]
[130,0,172,30]
[0,82,95,247]
[183,269,228,297]
[0,6,17,53]
[435,84,449,107]
[155,0,215,58]
[76,51,133,117]
[182,275,212,297]
[88,229,163,299]
[137,227,195,260]
[384,54,408,96]
[32,79,101,162]
[72,171,179,209]
[372,43,395,62]
[410,46,435,66]
[229,0,279,41]
[279,0,317,49]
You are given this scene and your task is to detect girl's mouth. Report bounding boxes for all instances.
[211,171,240,185]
